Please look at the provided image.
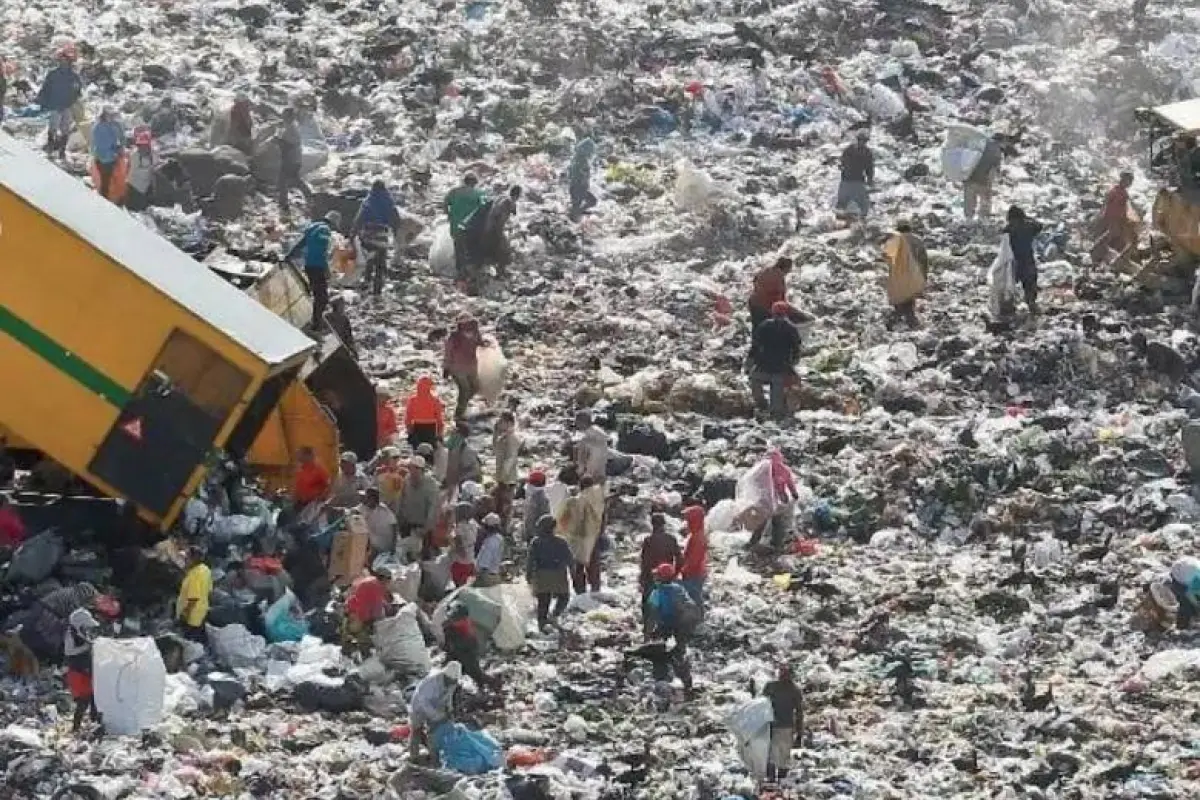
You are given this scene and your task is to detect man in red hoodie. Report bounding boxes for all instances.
[679,505,708,610]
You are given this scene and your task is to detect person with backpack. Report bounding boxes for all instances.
[639,512,681,615]
[350,179,406,296]
[285,211,341,330]
[644,562,699,698]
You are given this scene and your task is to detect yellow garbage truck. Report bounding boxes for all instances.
[0,132,318,529]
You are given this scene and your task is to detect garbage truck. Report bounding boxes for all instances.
[205,254,378,463]
[1135,98,1200,260]
[0,131,318,530]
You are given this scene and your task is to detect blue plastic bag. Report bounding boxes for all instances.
[431,722,502,774]
[263,590,309,643]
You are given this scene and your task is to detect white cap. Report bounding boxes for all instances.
[483,513,501,527]
[443,661,462,682]
[408,455,427,469]
[69,608,99,630]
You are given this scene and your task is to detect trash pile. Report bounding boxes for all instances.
[2,0,1200,798]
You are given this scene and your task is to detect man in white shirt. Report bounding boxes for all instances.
[574,411,609,485]
[358,487,398,557]
[474,513,505,587]
[330,452,367,509]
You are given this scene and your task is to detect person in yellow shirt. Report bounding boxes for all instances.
[176,547,212,643]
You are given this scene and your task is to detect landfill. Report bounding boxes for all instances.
[2,0,1200,799]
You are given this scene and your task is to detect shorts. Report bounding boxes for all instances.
[835,180,870,216]
[66,667,93,700]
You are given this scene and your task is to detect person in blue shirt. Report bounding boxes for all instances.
[350,179,404,297]
[90,108,125,201]
[286,211,341,331]
[36,52,83,159]
[644,562,698,697]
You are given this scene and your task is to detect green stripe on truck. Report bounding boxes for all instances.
[0,305,131,407]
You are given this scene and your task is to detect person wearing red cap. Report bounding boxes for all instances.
[522,469,549,541]
[749,301,802,417]
[644,561,699,697]
[679,506,708,609]
[125,126,159,211]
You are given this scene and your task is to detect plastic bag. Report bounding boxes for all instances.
[864,83,906,121]
[207,623,266,669]
[475,583,532,652]
[6,530,64,584]
[674,159,717,212]
[264,590,309,643]
[728,696,773,777]
[429,225,457,277]
[988,234,1019,316]
[476,343,509,403]
[372,606,432,674]
[432,588,503,646]
[93,637,166,735]
[431,722,503,775]
[941,124,989,183]
[735,460,778,517]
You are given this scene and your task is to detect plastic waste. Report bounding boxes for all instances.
[207,623,267,669]
[941,124,990,183]
[372,605,432,674]
[5,530,64,584]
[674,160,718,212]
[264,589,309,643]
[431,722,503,774]
[93,637,167,735]
[429,225,456,277]
[476,342,509,403]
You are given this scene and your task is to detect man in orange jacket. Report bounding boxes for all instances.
[404,375,445,451]
[679,505,708,610]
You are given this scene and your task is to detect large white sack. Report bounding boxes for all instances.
[429,225,457,277]
[674,160,717,212]
[93,637,167,736]
[737,728,771,779]
[476,583,532,652]
[207,623,266,669]
[545,482,570,519]
[373,606,431,674]
[728,696,774,740]
[476,343,509,403]
[987,234,1019,317]
[864,83,906,121]
[735,459,778,517]
[941,124,989,182]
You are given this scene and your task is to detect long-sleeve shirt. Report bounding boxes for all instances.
[36,66,82,111]
[287,221,333,270]
[750,318,802,374]
[409,671,455,726]
[494,430,521,485]
[444,330,481,378]
[840,143,874,184]
[526,531,573,576]
[639,531,682,591]
[444,185,486,232]
[91,121,125,164]
[680,528,708,580]
[523,487,550,540]
[749,265,787,314]
[396,473,439,532]
[475,531,503,575]
[576,426,609,482]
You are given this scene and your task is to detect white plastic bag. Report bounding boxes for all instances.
[941,124,990,183]
[735,459,778,517]
[674,159,717,212]
[207,623,266,669]
[429,225,457,277]
[728,696,773,778]
[864,83,906,121]
[476,583,532,652]
[476,342,509,403]
[372,606,432,674]
[93,637,167,735]
[988,234,1019,316]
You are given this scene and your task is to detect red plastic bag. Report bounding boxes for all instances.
[506,745,550,769]
[791,538,818,557]
[390,724,411,741]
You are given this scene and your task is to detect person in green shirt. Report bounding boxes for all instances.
[444,173,487,283]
